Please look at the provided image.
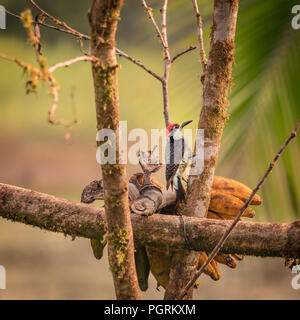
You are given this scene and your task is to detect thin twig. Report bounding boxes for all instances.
[28,0,80,35]
[161,0,171,128]
[6,9,90,40]
[178,119,300,300]
[161,0,171,61]
[5,9,162,83]
[171,45,197,63]
[9,3,192,129]
[0,52,30,69]
[49,56,96,73]
[8,9,90,40]
[141,0,172,127]
[141,0,167,48]
[116,49,162,82]
[191,0,207,71]
[47,74,77,128]
[48,56,99,127]
[34,21,90,40]
[0,51,86,128]
[5,9,21,20]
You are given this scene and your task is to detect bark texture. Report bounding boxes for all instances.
[165,0,240,300]
[187,0,239,218]
[88,0,140,300]
[1,183,300,258]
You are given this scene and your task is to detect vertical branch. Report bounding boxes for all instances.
[186,0,239,218]
[88,0,140,300]
[161,0,171,128]
[141,0,171,127]
[165,0,239,300]
[178,120,300,299]
[161,0,169,59]
[191,0,207,71]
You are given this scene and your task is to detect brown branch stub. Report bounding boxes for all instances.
[81,180,105,203]
[1,182,300,258]
[171,45,197,64]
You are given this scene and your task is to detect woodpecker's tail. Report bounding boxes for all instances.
[176,176,186,202]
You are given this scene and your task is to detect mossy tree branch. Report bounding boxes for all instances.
[88,0,140,300]
[1,182,300,258]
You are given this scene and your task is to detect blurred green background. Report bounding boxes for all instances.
[0,0,299,299]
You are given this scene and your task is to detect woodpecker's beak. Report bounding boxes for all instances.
[180,120,193,129]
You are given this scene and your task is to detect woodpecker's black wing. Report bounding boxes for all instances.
[165,137,185,190]
[166,163,179,190]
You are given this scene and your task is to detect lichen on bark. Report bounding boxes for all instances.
[108,227,128,278]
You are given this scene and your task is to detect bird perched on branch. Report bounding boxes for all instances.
[165,120,193,200]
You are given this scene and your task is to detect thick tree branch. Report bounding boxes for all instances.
[1,183,299,258]
[88,0,140,300]
[165,0,240,300]
[186,0,239,217]
[179,118,300,299]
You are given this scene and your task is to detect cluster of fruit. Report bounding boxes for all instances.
[134,176,262,291]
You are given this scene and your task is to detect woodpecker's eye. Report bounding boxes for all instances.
[174,125,179,129]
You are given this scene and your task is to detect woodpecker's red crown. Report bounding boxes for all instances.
[166,123,180,136]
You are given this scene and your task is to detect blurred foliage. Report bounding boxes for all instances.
[0,0,299,222]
